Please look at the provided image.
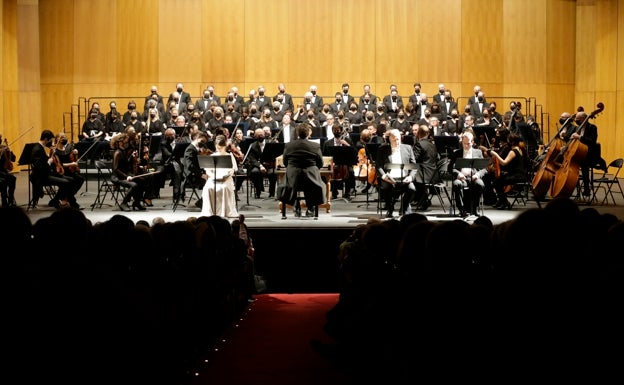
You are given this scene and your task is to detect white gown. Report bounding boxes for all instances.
[201,152,239,217]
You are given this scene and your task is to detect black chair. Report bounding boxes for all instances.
[423,158,453,213]
[592,157,623,205]
[91,160,127,210]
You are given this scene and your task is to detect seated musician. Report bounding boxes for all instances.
[51,132,84,209]
[278,123,326,218]
[376,128,418,218]
[110,133,148,211]
[182,131,210,208]
[0,133,17,207]
[153,128,183,202]
[30,130,82,209]
[451,131,488,217]
[484,132,528,210]
[247,127,278,199]
[322,123,356,200]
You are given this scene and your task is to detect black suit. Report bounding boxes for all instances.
[279,138,326,210]
[247,139,278,198]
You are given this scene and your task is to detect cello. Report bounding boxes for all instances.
[550,102,604,198]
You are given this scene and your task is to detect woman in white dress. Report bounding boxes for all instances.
[201,134,239,217]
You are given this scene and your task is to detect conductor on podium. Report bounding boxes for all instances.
[278,123,326,218]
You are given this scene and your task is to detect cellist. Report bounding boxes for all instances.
[563,110,599,198]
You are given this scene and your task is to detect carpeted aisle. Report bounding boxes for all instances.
[190,293,352,385]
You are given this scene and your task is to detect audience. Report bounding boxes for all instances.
[2,194,623,383]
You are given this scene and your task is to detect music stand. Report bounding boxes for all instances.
[18,143,37,209]
[384,163,418,215]
[222,123,239,136]
[453,157,490,216]
[363,143,382,209]
[473,125,496,146]
[198,154,233,215]
[434,135,461,159]
[238,138,261,210]
[328,146,358,202]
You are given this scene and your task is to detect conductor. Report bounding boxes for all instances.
[278,123,327,218]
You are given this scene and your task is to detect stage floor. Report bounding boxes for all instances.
[10,169,624,229]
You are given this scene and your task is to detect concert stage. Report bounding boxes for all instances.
[11,169,623,292]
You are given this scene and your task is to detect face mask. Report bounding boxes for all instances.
[204,93,210,98]
[323,108,329,113]
[559,118,567,125]
[415,88,420,93]
[364,99,370,103]
[274,107,280,111]
[311,91,316,95]
[305,98,311,103]
[336,98,341,103]
[177,87,183,93]
[257,137,265,143]
[264,113,271,118]
[45,140,53,148]
[150,114,156,118]
[308,114,314,119]
[91,114,97,119]
[259,92,264,96]
[425,113,431,118]
[338,114,344,119]
[60,139,68,145]
[451,113,459,119]
[129,105,136,110]
[478,97,484,102]
[166,137,174,143]
[250,109,257,114]
[350,107,356,111]
[398,115,405,119]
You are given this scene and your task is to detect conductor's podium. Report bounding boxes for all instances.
[276,155,333,214]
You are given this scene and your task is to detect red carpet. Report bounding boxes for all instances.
[190,293,352,385]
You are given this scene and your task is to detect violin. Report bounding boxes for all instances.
[49,141,64,175]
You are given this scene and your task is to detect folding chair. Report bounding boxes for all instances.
[91,160,127,210]
[592,158,623,205]
[424,158,452,213]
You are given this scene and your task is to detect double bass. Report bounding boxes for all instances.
[530,108,581,199]
[550,102,604,198]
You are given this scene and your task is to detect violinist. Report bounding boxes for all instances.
[30,130,80,209]
[354,128,376,194]
[230,127,248,194]
[0,133,17,207]
[110,133,148,211]
[52,132,84,209]
[484,132,527,210]
[154,128,183,202]
[323,123,356,200]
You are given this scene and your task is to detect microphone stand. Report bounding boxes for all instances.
[238,143,260,210]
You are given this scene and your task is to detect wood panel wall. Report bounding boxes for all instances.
[0,0,621,167]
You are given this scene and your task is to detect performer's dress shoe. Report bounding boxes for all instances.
[496,200,511,210]
[385,210,393,218]
[132,202,146,211]
[294,207,301,217]
[119,202,131,212]
[306,208,315,217]
[143,199,153,207]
